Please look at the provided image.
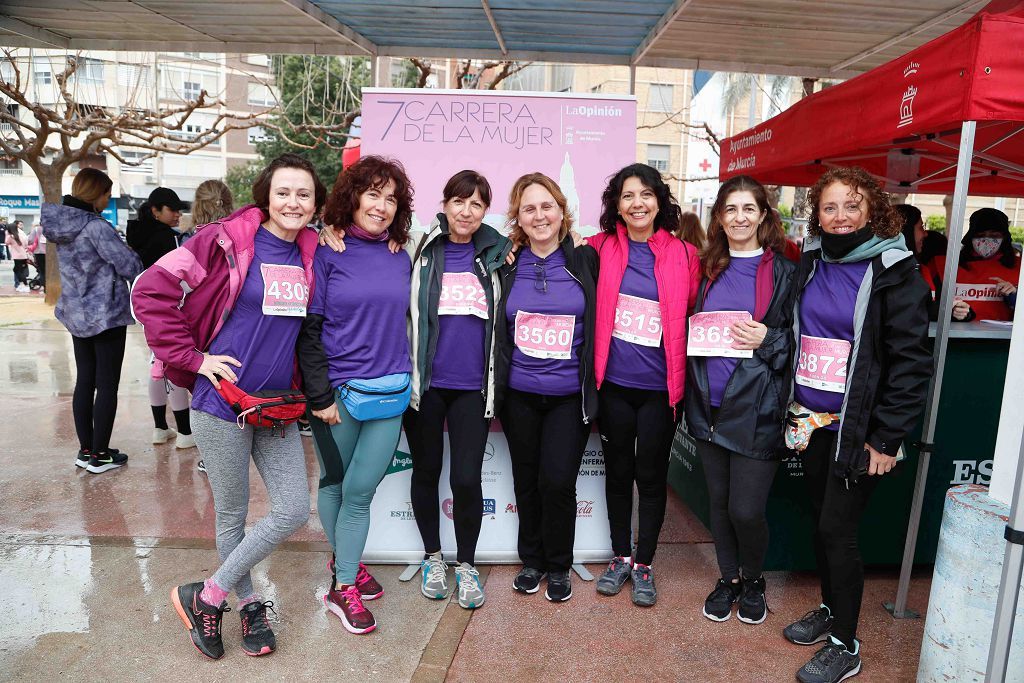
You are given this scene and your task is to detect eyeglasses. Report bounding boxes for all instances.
[533,262,547,294]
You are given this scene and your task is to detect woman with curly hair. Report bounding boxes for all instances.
[781,167,932,683]
[297,155,414,634]
[587,163,701,606]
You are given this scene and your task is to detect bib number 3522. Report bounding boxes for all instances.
[438,272,488,319]
[261,264,307,317]
[514,311,575,359]
[795,334,851,393]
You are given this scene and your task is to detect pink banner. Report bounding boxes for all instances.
[361,88,637,235]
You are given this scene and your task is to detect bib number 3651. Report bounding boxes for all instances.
[261,264,307,317]
[687,311,753,358]
[514,311,575,359]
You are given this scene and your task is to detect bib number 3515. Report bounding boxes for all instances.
[261,264,307,317]
[514,311,575,359]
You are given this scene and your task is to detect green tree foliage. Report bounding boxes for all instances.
[925,214,946,233]
[224,162,260,207]
[254,55,369,190]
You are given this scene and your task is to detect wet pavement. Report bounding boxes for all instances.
[0,290,929,681]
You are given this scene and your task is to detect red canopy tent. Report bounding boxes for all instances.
[718,3,1024,674]
[719,0,1024,195]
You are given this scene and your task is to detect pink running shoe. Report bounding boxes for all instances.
[327,555,383,600]
[324,585,376,634]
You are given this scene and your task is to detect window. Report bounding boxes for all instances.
[0,156,21,175]
[648,83,673,113]
[33,59,52,87]
[119,150,154,174]
[183,81,202,101]
[244,54,271,67]
[118,64,153,89]
[77,58,104,83]
[247,83,276,107]
[647,144,670,172]
[1,104,18,132]
[161,68,218,101]
[247,126,271,145]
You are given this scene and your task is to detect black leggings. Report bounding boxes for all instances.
[802,428,881,647]
[598,381,676,565]
[13,259,29,286]
[71,326,127,453]
[403,387,489,565]
[501,389,589,572]
[697,438,779,580]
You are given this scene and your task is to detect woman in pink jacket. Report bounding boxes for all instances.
[588,163,700,606]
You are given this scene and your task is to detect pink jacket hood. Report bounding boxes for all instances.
[587,224,700,412]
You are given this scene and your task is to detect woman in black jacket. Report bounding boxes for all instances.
[686,175,796,626]
[783,167,931,683]
[493,172,598,603]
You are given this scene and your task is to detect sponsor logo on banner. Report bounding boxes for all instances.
[442,498,454,520]
[579,448,604,476]
[505,503,518,514]
[443,498,497,519]
[483,443,495,462]
[576,500,594,518]
[482,498,496,517]
[385,450,414,476]
[898,60,920,129]
[391,502,416,520]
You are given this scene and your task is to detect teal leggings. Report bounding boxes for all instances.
[309,397,402,585]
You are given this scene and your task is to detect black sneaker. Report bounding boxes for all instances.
[239,600,277,656]
[702,578,741,621]
[737,574,768,624]
[298,420,312,437]
[170,582,230,659]
[796,638,862,683]
[86,449,128,474]
[512,566,546,594]
[76,448,91,469]
[784,605,834,645]
[630,563,657,607]
[544,570,572,602]
[596,556,631,596]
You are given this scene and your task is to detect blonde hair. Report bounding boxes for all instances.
[191,179,234,227]
[506,173,573,247]
[71,168,113,211]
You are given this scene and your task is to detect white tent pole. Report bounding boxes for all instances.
[985,429,1024,681]
[889,120,976,618]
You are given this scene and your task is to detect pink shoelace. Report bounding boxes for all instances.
[341,585,367,614]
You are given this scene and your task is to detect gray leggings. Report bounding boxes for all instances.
[192,409,310,599]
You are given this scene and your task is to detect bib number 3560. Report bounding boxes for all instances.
[261,264,307,317]
[514,311,575,359]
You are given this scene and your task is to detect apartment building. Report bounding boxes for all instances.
[0,50,274,227]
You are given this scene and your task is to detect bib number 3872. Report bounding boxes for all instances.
[514,311,575,359]
[795,334,851,393]
[261,264,307,317]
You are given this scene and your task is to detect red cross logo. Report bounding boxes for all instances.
[698,158,712,172]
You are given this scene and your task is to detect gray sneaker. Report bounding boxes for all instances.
[420,552,450,599]
[454,562,485,609]
[784,605,834,645]
[630,563,657,607]
[796,638,862,683]
[596,557,632,596]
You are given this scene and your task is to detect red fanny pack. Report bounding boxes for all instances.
[215,380,307,433]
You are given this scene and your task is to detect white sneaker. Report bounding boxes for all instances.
[175,432,196,449]
[152,427,176,444]
[15,284,29,293]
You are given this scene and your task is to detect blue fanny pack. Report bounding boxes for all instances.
[337,372,411,421]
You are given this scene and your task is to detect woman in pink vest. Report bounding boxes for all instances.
[588,163,700,606]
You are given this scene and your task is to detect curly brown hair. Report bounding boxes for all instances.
[806,167,899,239]
[323,155,414,245]
[505,172,574,248]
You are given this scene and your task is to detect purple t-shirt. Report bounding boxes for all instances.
[192,227,305,422]
[431,240,486,391]
[605,240,667,391]
[308,237,412,387]
[703,252,760,407]
[506,247,585,395]
[795,259,870,424]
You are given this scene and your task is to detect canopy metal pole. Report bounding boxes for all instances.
[887,120,976,618]
[985,426,1024,681]
[629,65,637,95]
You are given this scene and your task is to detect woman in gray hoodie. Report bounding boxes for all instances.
[42,168,143,474]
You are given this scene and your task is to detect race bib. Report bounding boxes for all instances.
[514,311,575,359]
[438,272,488,319]
[955,282,1002,302]
[261,264,307,316]
[687,311,753,358]
[795,335,851,393]
[612,293,662,347]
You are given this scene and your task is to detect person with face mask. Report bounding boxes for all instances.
[922,207,1019,322]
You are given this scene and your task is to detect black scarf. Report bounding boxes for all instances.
[820,226,874,261]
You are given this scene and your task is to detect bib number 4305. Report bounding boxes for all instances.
[261,264,307,317]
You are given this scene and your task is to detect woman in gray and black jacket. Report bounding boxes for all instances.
[403,170,512,610]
